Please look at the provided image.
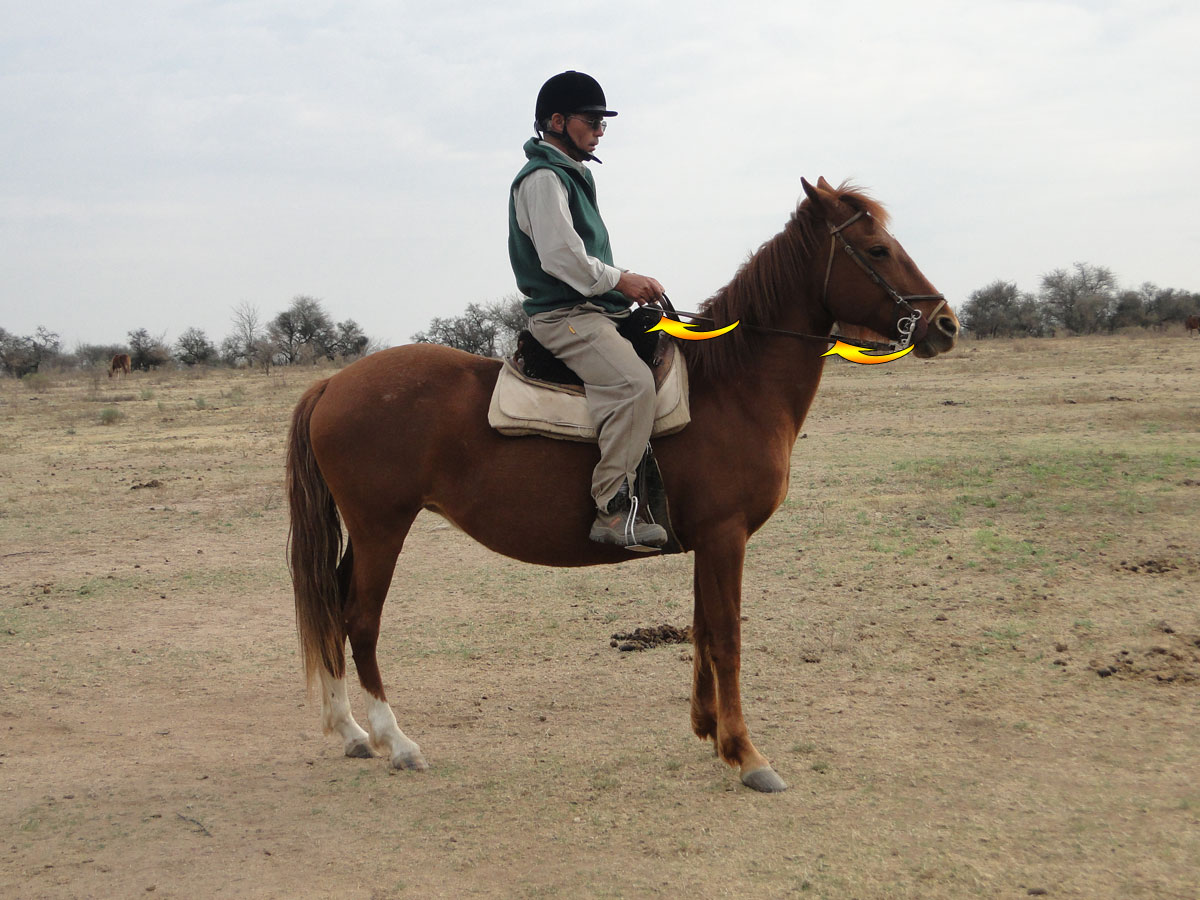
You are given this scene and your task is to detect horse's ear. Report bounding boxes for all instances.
[816,176,835,192]
[801,178,827,217]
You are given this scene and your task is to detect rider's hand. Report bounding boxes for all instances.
[616,271,665,306]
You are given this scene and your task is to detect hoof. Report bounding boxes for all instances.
[345,740,375,759]
[741,766,788,793]
[391,751,429,772]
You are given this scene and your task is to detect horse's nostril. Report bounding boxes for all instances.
[936,315,958,336]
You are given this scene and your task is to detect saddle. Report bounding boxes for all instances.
[487,306,691,442]
[515,306,667,387]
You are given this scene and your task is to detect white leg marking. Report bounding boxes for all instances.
[366,695,427,770]
[318,668,372,757]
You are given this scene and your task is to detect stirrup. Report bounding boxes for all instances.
[590,482,667,551]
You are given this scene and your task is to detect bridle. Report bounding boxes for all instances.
[822,210,947,350]
[658,210,948,353]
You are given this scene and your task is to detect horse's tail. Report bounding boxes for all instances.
[286,378,347,692]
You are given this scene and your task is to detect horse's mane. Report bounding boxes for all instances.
[679,182,889,382]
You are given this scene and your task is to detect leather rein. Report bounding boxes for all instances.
[660,210,947,353]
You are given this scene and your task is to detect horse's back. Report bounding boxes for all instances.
[314,345,500,429]
[334,343,500,390]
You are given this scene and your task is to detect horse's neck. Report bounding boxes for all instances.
[690,297,831,445]
[690,220,834,440]
[735,335,829,439]
[747,255,832,424]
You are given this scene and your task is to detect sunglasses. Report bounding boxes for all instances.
[567,115,608,133]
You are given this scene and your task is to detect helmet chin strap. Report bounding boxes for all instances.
[539,119,602,164]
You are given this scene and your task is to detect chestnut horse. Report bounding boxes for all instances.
[109,354,131,378]
[1186,315,1200,336]
[287,178,960,792]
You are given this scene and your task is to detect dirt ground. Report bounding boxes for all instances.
[2,333,1198,899]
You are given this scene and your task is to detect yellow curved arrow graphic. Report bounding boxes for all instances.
[645,317,740,341]
[821,340,914,365]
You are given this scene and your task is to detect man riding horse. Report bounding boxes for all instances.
[508,71,667,550]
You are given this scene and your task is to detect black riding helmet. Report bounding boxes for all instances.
[534,71,617,130]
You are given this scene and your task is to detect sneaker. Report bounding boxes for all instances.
[589,481,667,550]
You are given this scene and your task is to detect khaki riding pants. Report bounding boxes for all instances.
[528,302,656,511]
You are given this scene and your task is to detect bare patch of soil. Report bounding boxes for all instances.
[1120,558,1177,574]
[1091,627,1200,683]
[1117,546,1198,576]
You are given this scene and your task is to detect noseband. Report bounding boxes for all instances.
[823,210,947,349]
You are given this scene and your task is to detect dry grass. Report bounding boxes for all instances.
[1,337,1198,899]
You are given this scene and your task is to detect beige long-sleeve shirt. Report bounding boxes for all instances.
[511,144,623,299]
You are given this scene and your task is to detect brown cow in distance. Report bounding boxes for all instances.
[1186,315,1200,336]
[109,354,131,378]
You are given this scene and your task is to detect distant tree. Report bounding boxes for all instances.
[487,294,529,355]
[361,336,390,356]
[1142,284,1200,327]
[175,327,217,366]
[224,301,265,368]
[329,319,370,360]
[960,281,1046,337]
[412,296,527,358]
[34,327,61,363]
[128,328,172,371]
[1039,263,1118,333]
[1110,290,1151,330]
[269,295,334,364]
[0,326,61,377]
[413,303,498,356]
[219,335,245,367]
[957,272,1199,337]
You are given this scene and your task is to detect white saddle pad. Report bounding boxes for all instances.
[487,351,690,442]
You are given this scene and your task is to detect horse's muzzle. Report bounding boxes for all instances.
[914,308,960,358]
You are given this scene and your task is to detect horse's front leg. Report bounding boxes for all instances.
[692,538,788,793]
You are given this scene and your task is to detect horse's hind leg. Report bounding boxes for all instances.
[344,528,428,771]
[317,543,373,758]
[319,666,373,758]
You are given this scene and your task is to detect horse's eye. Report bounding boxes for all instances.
[868,245,889,259]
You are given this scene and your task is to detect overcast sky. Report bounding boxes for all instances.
[2,0,1197,350]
